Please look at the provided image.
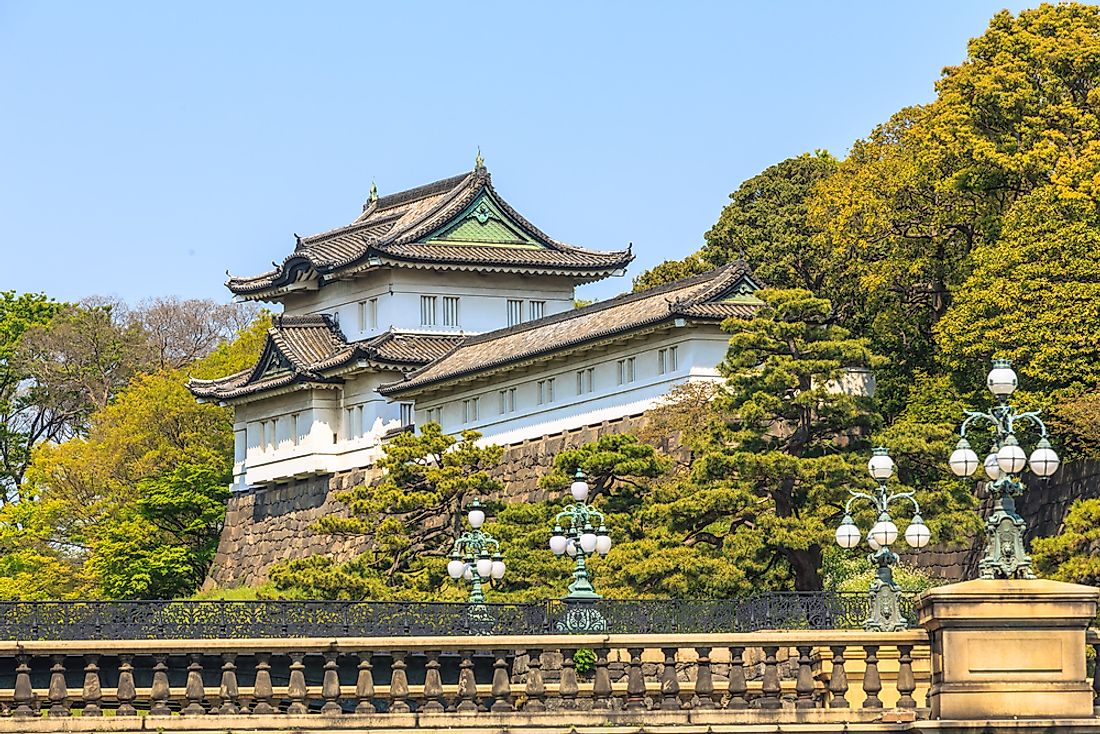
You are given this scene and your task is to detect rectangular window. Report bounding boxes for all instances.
[462,397,480,423]
[507,299,524,326]
[425,407,442,424]
[576,367,594,394]
[420,295,437,326]
[400,403,414,427]
[369,298,378,329]
[357,301,367,331]
[617,358,636,384]
[345,408,354,439]
[537,378,556,404]
[259,421,268,451]
[658,349,667,374]
[669,345,678,371]
[291,413,300,446]
[499,387,516,414]
[528,300,545,321]
[442,296,460,327]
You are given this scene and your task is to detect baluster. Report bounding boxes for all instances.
[355,652,376,714]
[523,649,546,712]
[1093,643,1100,715]
[490,650,513,712]
[591,647,612,710]
[182,653,205,715]
[795,645,816,709]
[320,651,341,714]
[286,652,308,714]
[759,645,781,710]
[13,654,34,717]
[694,647,715,709]
[389,650,410,713]
[660,647,681,710]
[82,654,103,716]
[559,647,579,710]
[897,644,917,709]
[456,650,479,712]
[828,645,849,709]
[862,644,882,709]
[252,653,276,714]
[726,646,747,709]
[48,655,70,717]
[216,653,240,715]
[150,654,172,716]
[116,655,137,716]
[625,647,646,711]
[420,650,445,713]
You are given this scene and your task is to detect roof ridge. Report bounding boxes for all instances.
[373,171,472,211]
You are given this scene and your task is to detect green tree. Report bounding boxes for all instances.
[1033,498,1100,585]
[632,254,714,293]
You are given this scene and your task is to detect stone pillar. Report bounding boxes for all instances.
[917,578,1098,720]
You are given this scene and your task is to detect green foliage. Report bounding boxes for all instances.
[632,253,714,293]
[573,648,596,677]
[540,433,669,500]
[1033,498,1100,585]
[822,547,944,594]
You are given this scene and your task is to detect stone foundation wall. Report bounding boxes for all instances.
[207,414,655,589]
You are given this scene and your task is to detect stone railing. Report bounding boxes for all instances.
[2,630,927,728]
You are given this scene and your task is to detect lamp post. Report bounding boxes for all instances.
[835,447,931,631]
[549,469,612,631]
[446,498,505,611]
[947,358,1060,580]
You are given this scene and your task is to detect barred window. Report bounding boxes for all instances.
[462,397,480,423]
[529,300,545,321]
[499,387,516,414]
[507,299,524,326]
[576,368,594,394]
[400,403,414,427]
[617,358,636,384]
[443,296,460,327]
[420,295,437,326]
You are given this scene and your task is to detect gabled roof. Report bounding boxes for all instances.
[227,165,633,300]
[187,315,464,403]
[379,262,761,398]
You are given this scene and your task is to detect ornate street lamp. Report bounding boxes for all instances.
[835,447,930,631]
[947,358,1059,580]
[549,469,612,631]
[446,498,505,611]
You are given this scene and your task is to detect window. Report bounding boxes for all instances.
[369,298,378,329]
[499,387,516,414]
[462,397,480,423]
[258,421,268,451]
[425,407,442,424]
[576,368,594,394]
[346,406,364,440]
[529,300,545,321]
[420,295,437,326]
[507,299,524,326]
[443,296,460,327]
[659,347,678,374]
[537,378,556,405]
[358,301,367,331]
[400,403,414,427]
[291,413,300,446]
[617,357,636,385]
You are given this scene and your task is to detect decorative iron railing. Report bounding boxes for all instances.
[0,592,915,640]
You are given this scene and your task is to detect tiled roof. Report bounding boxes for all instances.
[379,263,760,397]
[227,167,633,297]
[188,316,462,402]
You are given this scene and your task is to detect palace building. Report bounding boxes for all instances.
[189,160,761,493]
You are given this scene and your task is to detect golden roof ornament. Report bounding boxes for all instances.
[475,148,485,172]
[369,181,378,204]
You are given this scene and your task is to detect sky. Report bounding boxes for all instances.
[0,1,1031,307]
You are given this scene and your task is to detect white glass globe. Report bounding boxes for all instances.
[987,360,1018,398]
[1029,440,1060,477]
[905,516,931,549]
[983,453,1003,481]
[467,508,485,529]
[490,559,506,580]
[447,559,465,579]
[595,533,612,555]
[549,534,568,556]
[867,533,881,551]
[571,480,590,502]
[867,450,895,481]
[579,531,598,553]
[869,516,898,547]
[463,565,473,581]
[835,520,861,549]
[566,539,577,557]
[948,440,979,477]
[996,442,1027,474]
[476,556,493,579]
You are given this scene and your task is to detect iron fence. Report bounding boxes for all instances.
[0,592,916,640]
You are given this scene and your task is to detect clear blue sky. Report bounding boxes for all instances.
[0,1,1029,306]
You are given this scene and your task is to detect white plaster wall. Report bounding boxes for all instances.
[279,268,578,339]
[411,325,731,446]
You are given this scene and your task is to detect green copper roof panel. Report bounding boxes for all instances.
[422,193,542,248]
